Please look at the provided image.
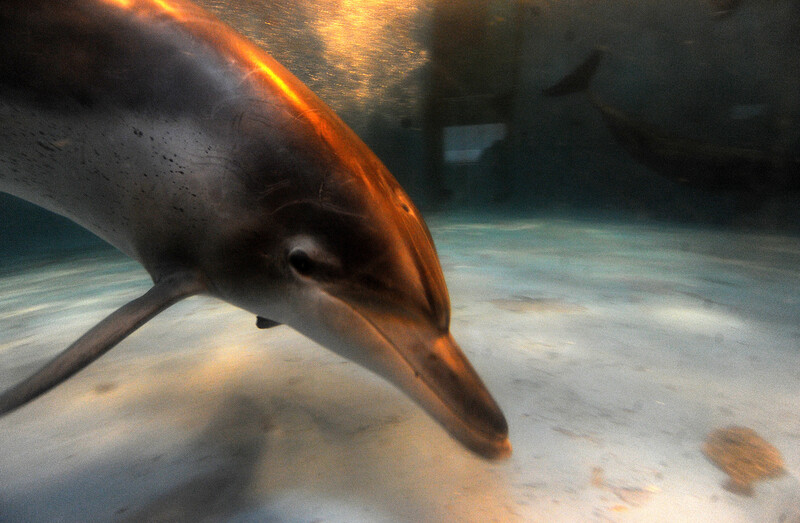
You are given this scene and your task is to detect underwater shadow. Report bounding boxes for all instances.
[0,334,514,521]
[121,394,271,522]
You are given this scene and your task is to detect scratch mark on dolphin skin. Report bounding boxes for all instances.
[267,198,367,221]
[318,171,326,203]
[256,179,292,202]
[242,49,304,109]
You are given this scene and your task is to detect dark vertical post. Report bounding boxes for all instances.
[423,0,490,206]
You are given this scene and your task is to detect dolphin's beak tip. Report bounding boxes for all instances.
[492,437,513,460]
[484,412,512,460]
[467,431,512,460]
[501,439,513,459]
[476,436,512,460]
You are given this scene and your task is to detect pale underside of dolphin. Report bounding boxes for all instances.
[0,0,510,459]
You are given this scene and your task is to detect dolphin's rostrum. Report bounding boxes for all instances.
[0,0,510,459]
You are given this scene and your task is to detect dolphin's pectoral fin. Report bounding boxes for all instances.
[255,316,281,329]
[0,272,205,416]
[542,48,605,97]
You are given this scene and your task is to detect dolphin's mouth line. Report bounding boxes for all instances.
[325,292,504,445]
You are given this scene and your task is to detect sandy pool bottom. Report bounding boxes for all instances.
[0,216,799,522]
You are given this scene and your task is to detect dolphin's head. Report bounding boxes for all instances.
[202,99,509,459]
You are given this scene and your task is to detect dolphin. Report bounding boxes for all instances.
[0,0,510,459]
[543,49,800,195]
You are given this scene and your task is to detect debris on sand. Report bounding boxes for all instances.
[589,466,659,509]
[702,426,785,495]
[491,296,586,314]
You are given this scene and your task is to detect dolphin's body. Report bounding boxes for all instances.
[0,0,510,458]
[544,50,800,195]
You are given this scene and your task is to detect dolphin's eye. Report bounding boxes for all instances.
[288,249,314,276]
[286,239,341,281]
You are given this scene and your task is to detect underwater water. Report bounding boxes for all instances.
[1,0,800,521]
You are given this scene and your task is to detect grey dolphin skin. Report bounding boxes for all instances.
[0,0,510,459]
[544,49,800,195]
